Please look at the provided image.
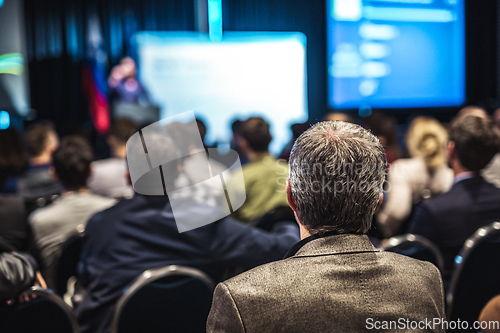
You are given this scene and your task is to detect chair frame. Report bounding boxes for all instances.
[19,286,80,333]
[55,232,84,297]
[446,221,500,319]
[379,233,445,272]
[110,265,215,333]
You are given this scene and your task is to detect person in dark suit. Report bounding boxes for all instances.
[208,121,445,333]
[409,115,500,283]
[75,123,299,333]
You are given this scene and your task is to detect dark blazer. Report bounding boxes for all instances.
[207,234,445,333]
[76,194,299,333]
[408,175,500,280]
[0,195,29,251]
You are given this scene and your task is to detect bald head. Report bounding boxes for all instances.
[456,106,488,120]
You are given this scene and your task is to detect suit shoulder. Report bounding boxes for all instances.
[380,251,441,280]
[222,257,294,290]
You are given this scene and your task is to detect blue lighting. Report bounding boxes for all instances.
[454,256,463,265]
[208,0,222,41]
[0,0,4,8]
[0,111,10,130]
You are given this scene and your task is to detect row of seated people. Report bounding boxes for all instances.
[1,110,500,332]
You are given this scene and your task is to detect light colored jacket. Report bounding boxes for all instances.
[207,234,445,333]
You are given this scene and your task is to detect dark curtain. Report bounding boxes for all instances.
[24,0,195,136]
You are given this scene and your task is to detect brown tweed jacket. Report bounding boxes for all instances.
[207,234,445,333]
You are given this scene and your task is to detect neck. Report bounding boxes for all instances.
[297,213,312,240]
[113,145,127,159]
[247,151,269,162]
[30,153,51,166]
[64,187,89,194]
[452,159,472,178]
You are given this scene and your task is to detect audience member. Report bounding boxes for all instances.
[29,136,116,289]
[175,119,227,202]
[18,121,62,209]
[0,252,39,301]
[323,111,354,123]
[377,117,453,237]
[456,105,488,119]
[479,295,500,333]
[0,195,29,251]
[480,107,500,188]
[87,118,136,199]
[363,112,401,164]
[207,121,445,333]
[279,122,309,161]
[230,117,288,223]
[75,128,299,333]
[0,127,28,194]
[409,116,500,283]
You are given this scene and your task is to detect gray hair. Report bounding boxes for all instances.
[288,121,386,235]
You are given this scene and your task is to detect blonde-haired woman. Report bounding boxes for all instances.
[377,117,454,238]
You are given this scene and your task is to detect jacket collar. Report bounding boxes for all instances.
[284,233,378,259]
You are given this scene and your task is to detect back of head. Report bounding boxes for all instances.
[25,121,57,158]
[456,105,488,120]
[109,118,137,145]
[289,121,386,235]
[406,117,448,170]
[362,112,397,148]
[450,116,500,172]
[323,112,354,123]
[239,117,272,152]
[52,136,94,189]
[0,127,27,174]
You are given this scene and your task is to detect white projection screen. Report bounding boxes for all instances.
[133,31,308,154]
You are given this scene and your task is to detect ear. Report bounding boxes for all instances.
[447,141,456,162]
[286,180,297,211]
[374,192,384,214]
[237,137,249,151]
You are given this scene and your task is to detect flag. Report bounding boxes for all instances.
[82,12,110,135]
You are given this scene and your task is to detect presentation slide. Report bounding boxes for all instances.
[0,0,30,117]
[133,31,308,155]
[327,0,465,109]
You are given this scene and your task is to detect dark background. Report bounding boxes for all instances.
[23,0,500,132]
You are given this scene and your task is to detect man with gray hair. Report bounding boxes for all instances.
[207,121,445,333]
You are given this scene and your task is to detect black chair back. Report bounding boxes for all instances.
[55,233,84,297]
[0,286,79,333]
[111,265,215,333]
[446,222,500,332]
[379,233,445,272]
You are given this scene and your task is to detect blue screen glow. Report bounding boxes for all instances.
[0,111,10,129]
[327,0,465,109]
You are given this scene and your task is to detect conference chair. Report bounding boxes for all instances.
[446,221,500,332]
[0,286,79,333]
[111,265,215,333]
[379,233,445,272]
[55,233,84,302]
